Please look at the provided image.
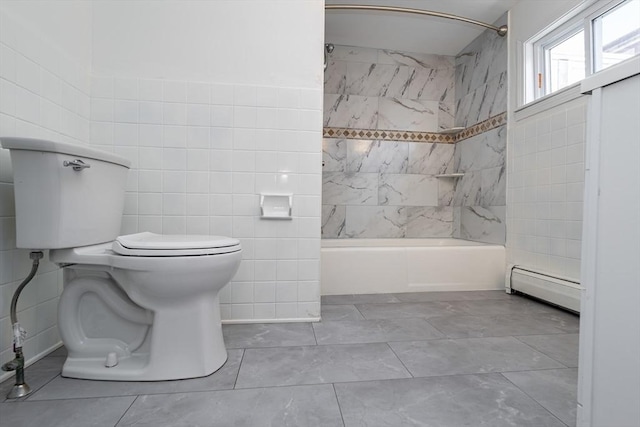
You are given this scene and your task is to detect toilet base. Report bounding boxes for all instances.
[61,350,228,381]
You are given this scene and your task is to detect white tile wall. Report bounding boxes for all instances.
[507,97,587,280]
[0,10,90,368]
[90,75,323,322]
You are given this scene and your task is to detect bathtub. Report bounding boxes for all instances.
[321,238,505,295]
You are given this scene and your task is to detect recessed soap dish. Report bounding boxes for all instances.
[260,193,293,220]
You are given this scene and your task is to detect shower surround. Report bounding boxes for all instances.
[322,18,507,244]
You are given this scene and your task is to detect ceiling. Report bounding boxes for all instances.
[325,0,521,56]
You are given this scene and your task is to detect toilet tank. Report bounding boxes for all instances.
[0,137,131,249]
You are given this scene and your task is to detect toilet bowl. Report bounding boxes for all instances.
[0,137,242,382]
[50,232,242,381]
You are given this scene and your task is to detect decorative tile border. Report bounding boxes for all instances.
[323,112,507,144]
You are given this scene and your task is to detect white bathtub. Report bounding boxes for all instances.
[321,238,505,295]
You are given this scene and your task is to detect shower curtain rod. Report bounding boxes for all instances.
[325,4,508,37]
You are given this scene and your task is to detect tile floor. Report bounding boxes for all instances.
[0,291,580,427]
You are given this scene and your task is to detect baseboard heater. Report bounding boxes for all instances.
[506,265,582,313]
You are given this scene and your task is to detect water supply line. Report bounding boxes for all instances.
[1,251,44,399]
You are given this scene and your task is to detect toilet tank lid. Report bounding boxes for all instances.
[0,137,131,168]
[115,232,240,250]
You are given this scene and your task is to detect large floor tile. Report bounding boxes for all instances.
[235,343,410,388]
[355,301,469,320]
[0,356,64,403]
[504,368,578,426]
[389,337,564,377]
[335,374,566,427]
[393,290,510,302]
[526,310,580,334]
[0,396,135,427]
[117,384,343,427]
[313,318,443,345]
[426,313,568,338]
[223,323,316,349]
[28,349,243,401]
[321,293,401,305]
[320,304,364,321]
[454,297,564,316]
[516,334,579,367]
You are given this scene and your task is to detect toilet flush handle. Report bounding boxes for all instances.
[63,159,91,171]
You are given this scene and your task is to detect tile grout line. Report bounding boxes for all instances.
[232,349,246,390]
[331,383,347,427]
[384,342,414,378]
[499,372,572,427]
[512,336,572,369]
[114,394,140,427]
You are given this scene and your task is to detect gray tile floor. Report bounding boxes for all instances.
[0,291,580,427]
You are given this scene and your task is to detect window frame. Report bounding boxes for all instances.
[524,0,637,106]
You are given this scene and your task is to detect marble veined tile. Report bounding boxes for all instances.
[345,62,409,98]
[222,323,316,349]
[459,205,506,244]
[346,140,408,173]
[319,304,364,321]
[313,317,444,345]
[438,102,455,130]
[400,67,455,104]
[406,206,453,237]
[322,138,346,172]
[335,374,565,427]
[389,336,564,377]
[438,178,455,206]
[378,98,438,132]
[427,313,570,339]
[330,45,378,63]
[235,343,410,388]
[379,174,438,206]
[324,59,346,95]
[321,204,346,238]
[117,385,344,427]
[322,172,378,205]
[503,369,578,427]
[345,205,406,238]
[0,397,136,427]
[452,171,482,207]
[477,71,507,121]
[323,94,378,129]
[515,334,579,368]
[455,125,506,172]
[480,165,506,206]
[408,142,454,174]
[29,350,244,400]
[378,50,455,70]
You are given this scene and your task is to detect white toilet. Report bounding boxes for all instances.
[1,137,242,381]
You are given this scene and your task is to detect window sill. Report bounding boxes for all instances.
[514,84,583,121]
[581,56,640,94]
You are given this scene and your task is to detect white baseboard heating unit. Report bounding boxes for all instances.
[506,265,582,313]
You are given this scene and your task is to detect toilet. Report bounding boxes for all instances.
[1,137,242,381]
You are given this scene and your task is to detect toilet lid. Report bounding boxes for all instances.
[112,232,241,256]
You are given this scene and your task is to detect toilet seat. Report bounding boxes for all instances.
[113,232,241,257]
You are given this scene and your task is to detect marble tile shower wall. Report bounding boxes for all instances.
[324,45,456,132]
[0,11,91,366]
[89,75,324,322]
[322,139,455,238]
[452,14,508,244]
[322,46,457,239]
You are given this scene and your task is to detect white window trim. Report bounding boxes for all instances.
[520,0,635,109]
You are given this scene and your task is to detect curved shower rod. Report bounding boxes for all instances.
[325,4,508,37]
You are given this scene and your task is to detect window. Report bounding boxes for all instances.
[526,0,640,104]
[592,0,640,72]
